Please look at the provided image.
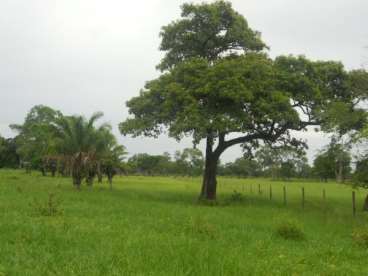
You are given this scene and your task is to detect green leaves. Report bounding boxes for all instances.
[121,53,299,143]
[158,1,266,71]
[11,105,126,175]
[55,113,112,157]
[9,105,62,168]
[120,0,368,195]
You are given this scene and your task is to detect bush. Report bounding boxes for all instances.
[352,227,368,248]
[30,192,63,217]
[230,190,243,202]
[275,220,305,241]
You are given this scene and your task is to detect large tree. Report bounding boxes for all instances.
[120,1,367,200]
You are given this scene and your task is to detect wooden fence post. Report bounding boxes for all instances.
[283,186,287,205]
[352,190,356,217]
[302,187,305,209]
[258,184,261,195]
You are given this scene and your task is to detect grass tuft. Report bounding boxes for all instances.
[352,227,368,248]
[187,216,217,239]
[30,192,63,217]
[230,190,243,202]
[275,219,305,241]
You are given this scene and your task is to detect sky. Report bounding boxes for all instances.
[0,0,367,163]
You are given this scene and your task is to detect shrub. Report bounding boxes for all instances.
[352,227,368,248]
[30,192,63,217]
[230,190,243,202]
[275,220,305,241]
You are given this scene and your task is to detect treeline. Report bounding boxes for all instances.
[121,140,357,183]
[0,105,126,189]
[2,105,368,187]
[125,149,203,176]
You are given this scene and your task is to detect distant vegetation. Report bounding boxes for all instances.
[0,107,353,183]
[3,105,126,189]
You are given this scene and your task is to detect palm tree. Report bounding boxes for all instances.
[55,112,112,189]
[101,144,127,190]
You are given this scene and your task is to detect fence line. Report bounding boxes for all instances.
[221,182,361,217]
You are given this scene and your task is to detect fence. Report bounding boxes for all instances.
[220,181,360,217]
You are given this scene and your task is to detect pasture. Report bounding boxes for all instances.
[0,169,368,275]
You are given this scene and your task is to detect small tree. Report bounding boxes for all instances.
[220,157,261,178]
[55,112,113,189]
[174,148,204,176]
[0,136,19,168]
[313,139,351,183]
[101,145,127,190]
[279,161,295,180]
[10,105,62,173]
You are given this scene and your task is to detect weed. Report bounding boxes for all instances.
[352,227,368,248]
[30,192,63,217]
[187,216,217,239]
[230,190,243,202]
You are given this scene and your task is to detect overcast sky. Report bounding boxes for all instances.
[0,0,367,162]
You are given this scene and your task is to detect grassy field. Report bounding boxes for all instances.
[1,169,368,275]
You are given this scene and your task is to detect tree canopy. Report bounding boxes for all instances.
[157,1,266,71]
[120,1,368,200]
[10,105,62,169]
[313,139,351,182]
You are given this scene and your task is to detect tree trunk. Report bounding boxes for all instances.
[73,172,82,190]
[75,177,82,190]
[72,153,83,190]
[200,156,218,200]
[97,162,103,183]
[336,159,343,183]
[86,175,94,187]
[363,194,368,211]
[199,136,220,200]
[41,167,46,176]
[271,164,276,180]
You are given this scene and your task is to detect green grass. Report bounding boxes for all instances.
[1,169,368,275]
